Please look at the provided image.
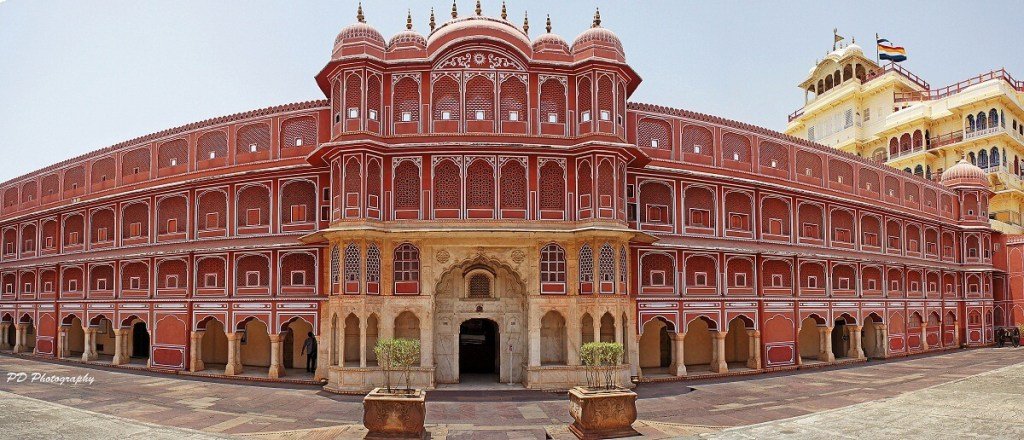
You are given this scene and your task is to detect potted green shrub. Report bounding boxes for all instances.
[568,342,638,439]
[362,338,425,439]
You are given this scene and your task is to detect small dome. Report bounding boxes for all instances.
[845,42,863,54]
[388,10,426,52]
[571,10,624,62]
[333,22,385,57]
[941,158,987,187]
[533,33,569,55]
[389,30,426,50]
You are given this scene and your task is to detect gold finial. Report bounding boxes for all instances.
[475,0,482,16]
[356,1,365,23]
[523,11,529,35]
[592,8,602,27]
[501,1,507,20]
[545,14,551,33]
[430,7,436,31]
[405,9,413,30]
[852,36,856,44]
[451,0,458,18]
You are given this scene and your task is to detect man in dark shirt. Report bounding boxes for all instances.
[300,332,317,373]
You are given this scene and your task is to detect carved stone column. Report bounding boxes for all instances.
[268,334,285,378]
[55,326,66,358]
[710,331,728,373]
[189,331,205,372]
[528,308,541,367]
[953,320,960,347]
[669,332,686,376]
[0,323,10,350]
[820,326,835,362]
[224,332,243,375]
[13,324,26,353]
[920,327,929,351]
[746,329,761,369]
[111,328,127,365]
[847,325,864,359]
[879,326,889,358]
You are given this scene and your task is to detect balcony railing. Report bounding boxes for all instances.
[790,63,931,123]
[965,126,1001,140]
[894,68,1024,103]
[928,130,964,148]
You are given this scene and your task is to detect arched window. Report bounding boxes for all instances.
[344,244,360,294]
[989,108,999,128]
[432,76,461,123]
[433,159,461,211]
[977,112,987,130]
[599,244,615,293]
[540,243,567,293]
[366,244,381,293]
[466,158,495,211]
[393,243,420,294]
[577,77,593,123]
[579,244,594,293]
[978,149,989,168]
[345,73,362,121]
[499,76,527,124]
[966,114,975,132]
[991,147,1000,167]
[393,77,420,123]
[619,246,628,285]
[539,160,565,212]
[465,75,494,123]
[330,245,340,286]
[499,159,527,211]
[539,78,566,125]
[393,160,420,212]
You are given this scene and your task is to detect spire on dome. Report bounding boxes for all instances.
[501,1,507,20]
[451,0,458,19]
[592,7,601,27]
[546,14,551,33]
[405,9,413,30]
[523,11,529,35]
[357,1,365,23]
[475,0,482,16]
[430,7,436,31]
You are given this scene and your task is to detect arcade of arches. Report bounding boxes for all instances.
[317,230,638,392]
[188,316,315,379]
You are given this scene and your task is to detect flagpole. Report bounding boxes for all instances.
[875,32,880,65]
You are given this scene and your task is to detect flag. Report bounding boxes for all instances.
[877,38,907,62]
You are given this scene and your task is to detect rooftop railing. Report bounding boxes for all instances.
[790,63,931,122]
[894,68,1024,103]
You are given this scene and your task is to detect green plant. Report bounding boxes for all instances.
[373,338,421,393]
[580,342,624,390]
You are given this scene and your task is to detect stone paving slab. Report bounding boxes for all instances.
[707,359,1024,439]
[1,348,1022,438]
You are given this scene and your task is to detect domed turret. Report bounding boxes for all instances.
[941,157,988,188]
[571,8,625,62]
[332,3,385,60]
[388,10,427,54]
[532,15,570,60]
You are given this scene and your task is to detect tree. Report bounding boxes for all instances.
[579,342,624,390]
[374,338,421,393]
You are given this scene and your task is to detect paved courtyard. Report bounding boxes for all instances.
[0,348,1022,439]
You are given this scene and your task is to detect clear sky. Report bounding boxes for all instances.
[1,0,1022,183]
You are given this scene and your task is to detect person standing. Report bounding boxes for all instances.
[300,332,318,373]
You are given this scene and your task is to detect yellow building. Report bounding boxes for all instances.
[786,40,1024,233]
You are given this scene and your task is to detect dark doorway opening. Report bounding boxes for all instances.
[831,320,846,359]
[6,325,14,348]
[459,319,499,379]
[659,325,672,367]
[131,322,150,358]
[283,329,295,369]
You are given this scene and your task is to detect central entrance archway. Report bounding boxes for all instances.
[459,319,499,379]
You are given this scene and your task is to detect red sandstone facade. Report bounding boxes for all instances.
[0,5,1009,384]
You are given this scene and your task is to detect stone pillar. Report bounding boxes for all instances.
[224,332,243,375]
[189,331,205,372]
[746,330,761,370]
[820,326,835,362]
[879,327,889,358]
[953,321,961,347]
[528,309,541,367]
[111,328,127,365]
[670,332,686,376]
[82,327,98,361]
[711,331,728,373]
[13,324,25,353]
[0,323,9,350]
[55,327,66,358]
[268,334,285,378]
[847,325,864,359]
[920,327,929,351]
[359,318,367,368]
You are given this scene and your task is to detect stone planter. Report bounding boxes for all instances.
[362,387,426,439]
[568,386,638,440]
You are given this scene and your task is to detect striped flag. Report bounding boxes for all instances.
[877,38,907,62]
